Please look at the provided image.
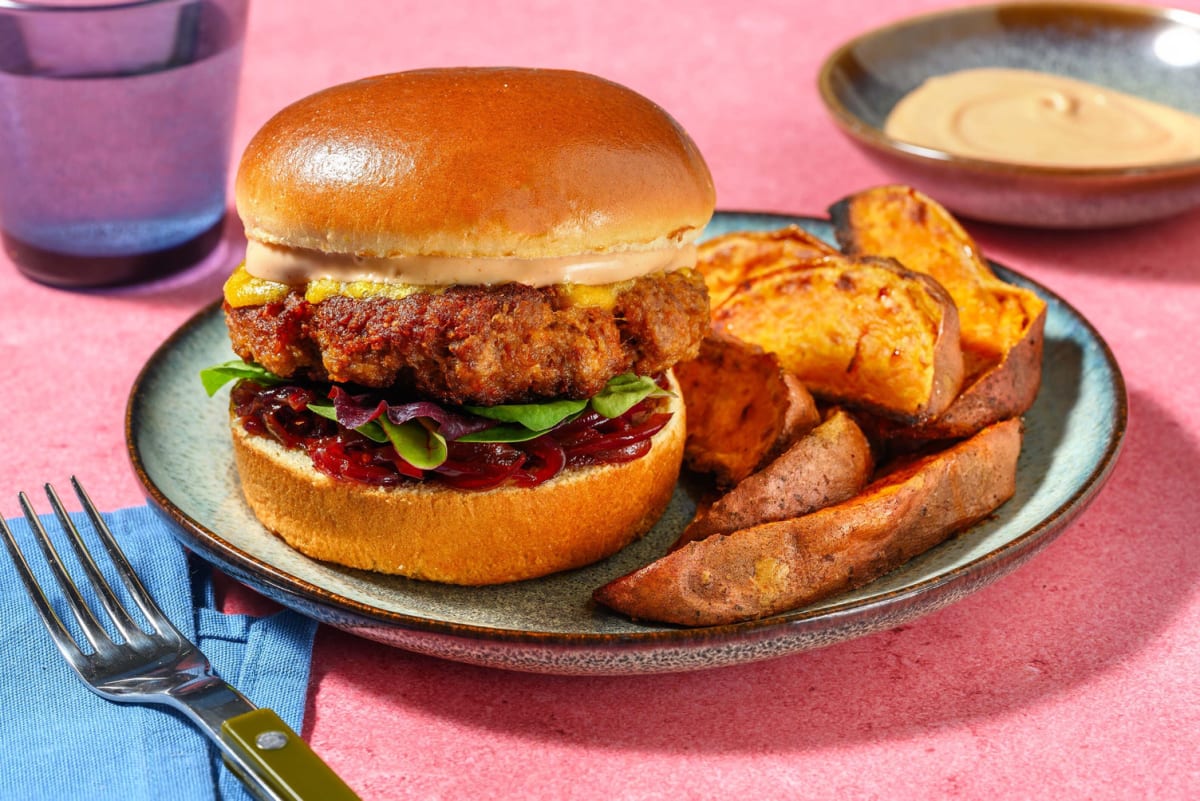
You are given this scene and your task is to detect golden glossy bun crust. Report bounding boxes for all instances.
[235,68,716,260]
[229,380,685,585]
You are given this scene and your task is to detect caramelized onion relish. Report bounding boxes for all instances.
[230,380,672,491]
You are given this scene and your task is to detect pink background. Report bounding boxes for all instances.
[4,1,1200,798]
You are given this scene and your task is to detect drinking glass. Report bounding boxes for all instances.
[0,0,249,287]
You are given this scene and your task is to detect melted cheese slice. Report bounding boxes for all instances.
[223,264,647,310]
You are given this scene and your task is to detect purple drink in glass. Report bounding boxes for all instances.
[0,0,248,287]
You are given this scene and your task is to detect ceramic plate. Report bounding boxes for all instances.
[817,2,1200,227]
[126,212,1126,675]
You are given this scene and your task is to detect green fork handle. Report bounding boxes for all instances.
[221,708,360,801]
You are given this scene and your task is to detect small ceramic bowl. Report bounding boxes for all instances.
[818,2,1200,228]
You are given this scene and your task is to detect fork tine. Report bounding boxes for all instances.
[0,508,90,669]
[17,491,122,660]
[70,476,182,640]
[44,482,152,649]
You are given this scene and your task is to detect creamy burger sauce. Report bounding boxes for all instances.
[226,240,697,309]
[884,68,1200,168]
[245,240,695,287]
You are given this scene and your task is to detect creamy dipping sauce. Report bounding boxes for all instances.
[243,240,697,288]
[884,68,1200,168]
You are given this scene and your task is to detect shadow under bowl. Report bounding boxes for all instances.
[817,1,1200,228]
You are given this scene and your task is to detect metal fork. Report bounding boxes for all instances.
[0,478,359,801]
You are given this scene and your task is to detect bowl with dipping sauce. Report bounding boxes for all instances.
[817,2,1200,228]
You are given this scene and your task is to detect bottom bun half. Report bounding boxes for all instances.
[229,376,685,585]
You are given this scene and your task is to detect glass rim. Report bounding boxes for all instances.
[0,0,194,11]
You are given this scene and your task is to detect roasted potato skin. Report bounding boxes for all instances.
[677,408,874,546]
[711,254,965,424]
[832,185,1047,440]
[867,301,1045,445]
[946,301,1045,430]
[594,418,1022,626]
[832,185,1045,351]
[594,188,1044,628]
[676,334,819,487]
[696,225,837,309]
[830,185,996,301]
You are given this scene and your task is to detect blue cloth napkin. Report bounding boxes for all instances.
[0,504,319,801]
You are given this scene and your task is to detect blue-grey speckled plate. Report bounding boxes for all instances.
[818,2,1200,227]
[126,212,1126,675]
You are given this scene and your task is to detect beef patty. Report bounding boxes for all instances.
[224,269,710,406]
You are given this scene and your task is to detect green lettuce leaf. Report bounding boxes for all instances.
[199,360,283,396]
[456,415,583,444]
[310,402,446,467]
[589,373,671,419]
[379,417,447,469]
[201,360,671,459]
[462,397,588,431]
[306,402,389,444]
[459,373,671,436]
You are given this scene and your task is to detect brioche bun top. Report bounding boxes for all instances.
[235,67,715,261]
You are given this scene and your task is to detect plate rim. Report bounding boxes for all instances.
[125,210,1128,652]
[815,0,1200,181]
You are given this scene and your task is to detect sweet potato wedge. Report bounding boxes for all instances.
[696,225,837,308]
[593,418,1022,627]
[831,185,1047,436]
[869,296,1046,444]
[933,290,1045,434]
[675,334,820,487]
[830,184,996,292]
[676,408,874,547]
[711,253,964,424]
[831,184,1045,357]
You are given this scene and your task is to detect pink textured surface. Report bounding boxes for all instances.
[3,1,1199,798]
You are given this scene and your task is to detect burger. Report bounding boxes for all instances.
[202,67,715,585]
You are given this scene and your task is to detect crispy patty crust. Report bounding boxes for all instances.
[224,269,710,406]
